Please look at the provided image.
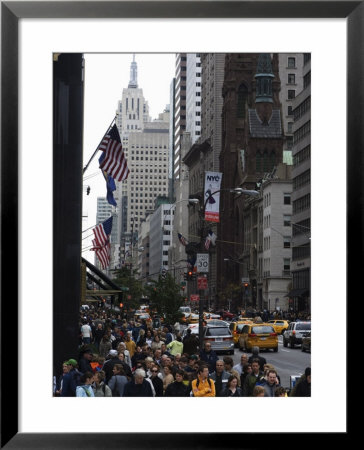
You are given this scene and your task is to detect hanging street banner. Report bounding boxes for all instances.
[204,171,223,222]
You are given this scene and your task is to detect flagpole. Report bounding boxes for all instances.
[82,116,116,175]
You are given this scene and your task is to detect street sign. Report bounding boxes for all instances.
[190,294,200,302]
[197,277,208,290]
[196,253,209,273]
[241,277,249,284]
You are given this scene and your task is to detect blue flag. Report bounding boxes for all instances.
[99,153,117,207]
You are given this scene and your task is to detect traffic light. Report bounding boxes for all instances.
[187,270,193,280]
[243,282,249,288]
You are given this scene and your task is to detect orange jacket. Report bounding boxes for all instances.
[191,375,216,397]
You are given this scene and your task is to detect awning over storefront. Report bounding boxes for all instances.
[285,288,309,297]
[82,257,123,302]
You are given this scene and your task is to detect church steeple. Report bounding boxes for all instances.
[128,54,138,88]
[255,53,274,104]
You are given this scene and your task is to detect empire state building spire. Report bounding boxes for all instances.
[128,54,138,88]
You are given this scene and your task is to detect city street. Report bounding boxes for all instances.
[230,335,311,388]
[178,323,310,389]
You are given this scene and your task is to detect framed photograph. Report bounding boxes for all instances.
[1,1,357,448]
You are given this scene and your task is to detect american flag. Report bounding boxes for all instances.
[91,239,111,269]
[98,124,130,182]
[92,216,113,248]
[91,216,113,269]
[178,233,187,246]
[205,230,217,250]
[205,235,211,250]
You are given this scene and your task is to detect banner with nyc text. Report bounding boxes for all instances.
[204,171,222,222]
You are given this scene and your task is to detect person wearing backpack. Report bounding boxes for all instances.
[191,364,215,397]
[93,370,112,397]
[108,364,128,396]
[76,372,95,397]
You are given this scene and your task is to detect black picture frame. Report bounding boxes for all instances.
[1,1,356,448]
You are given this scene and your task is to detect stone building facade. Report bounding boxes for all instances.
[217,53,284,309]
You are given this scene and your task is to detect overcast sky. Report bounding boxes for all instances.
[82,53,176,259]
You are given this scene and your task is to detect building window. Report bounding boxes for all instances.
[284,215,291,227]
[288,57,296,68]
[283,237,291,248]
[288,74,296,84]
[288,90,296,99]
[284,193,291,205]
[288,106,293,116]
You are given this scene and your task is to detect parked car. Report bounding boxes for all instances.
[229,320,253,347]
[267,319,290,335]
[283,321,311,348]
[301,331,311,353]
[238,323,278,352]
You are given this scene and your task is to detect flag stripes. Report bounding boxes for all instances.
[98,124,130,182]
[178,233,187,246]
[92,239,111,269]
[92,216,113,248]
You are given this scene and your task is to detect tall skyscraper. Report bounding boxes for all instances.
[290,53,311,312]
[278,54,304,163]
[173,54,187,181]
[186,53,202,144]
[111,56,170,268]
[115,54,151,136]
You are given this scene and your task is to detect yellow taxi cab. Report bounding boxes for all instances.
[238,323,278,352]
[267,319,290,335]
[238,317,254,323]
[187,313,199,324]
[229,320,253,347]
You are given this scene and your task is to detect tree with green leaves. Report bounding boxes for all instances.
[111,266,144,311]
[146,272,184,325]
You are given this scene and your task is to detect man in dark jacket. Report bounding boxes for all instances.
[165,369,190,397]
[123,369,153,397]
[102,349,132,383]
[243,359,264,396]
[293,367,311,397]
[182,329,199,356]
[199,342,218,373]
[263,369,281,397]
[61,359,82,397]
[78,348,93,374]
[209,360,230,397]
[248,346,267,371]
[148,366,164,397]
[93,323,105,349]
[163,326,174,345]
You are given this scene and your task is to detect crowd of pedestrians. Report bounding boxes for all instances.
[54,305,311,398]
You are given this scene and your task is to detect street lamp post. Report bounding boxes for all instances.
[191,187,259,353]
